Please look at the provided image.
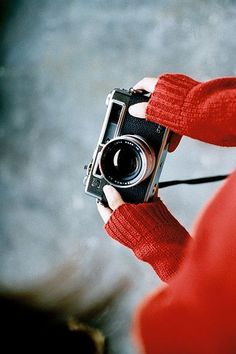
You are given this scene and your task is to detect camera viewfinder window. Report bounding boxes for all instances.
[101,102,123,144]
[110,102,122,124]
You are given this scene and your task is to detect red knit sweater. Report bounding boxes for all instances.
[104,74,236,353]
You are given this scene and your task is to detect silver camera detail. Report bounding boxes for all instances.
[84,88,170,205]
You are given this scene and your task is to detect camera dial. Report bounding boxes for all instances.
[99,135,156,188]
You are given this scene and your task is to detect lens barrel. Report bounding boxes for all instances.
[99,135,156,188]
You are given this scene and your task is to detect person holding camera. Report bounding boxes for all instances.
[97,74,236,353]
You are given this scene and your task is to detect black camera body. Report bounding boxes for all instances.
[84,88,170,204]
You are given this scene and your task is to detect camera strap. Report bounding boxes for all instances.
[159,174,229,189]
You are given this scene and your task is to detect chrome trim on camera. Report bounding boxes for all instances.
[85,92,127,195]
[84,87,170,204]
[144,128,170,201]
[112,100,126,137]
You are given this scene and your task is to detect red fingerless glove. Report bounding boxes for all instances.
[146,73,236,146]
[105,200,191,282]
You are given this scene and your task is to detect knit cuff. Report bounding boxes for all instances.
[104,200,191,281]
[105,200,176,248]
[146,74,200,134]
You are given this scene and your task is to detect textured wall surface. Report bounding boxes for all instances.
[0,0,236,352]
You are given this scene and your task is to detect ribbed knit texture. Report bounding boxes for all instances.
[146,74,236,146]
[105,200,190,282]
[103,74,236,353]
[134,168,236,354]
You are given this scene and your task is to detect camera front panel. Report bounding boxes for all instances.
[84,88,169,204]
[110,90,169,203]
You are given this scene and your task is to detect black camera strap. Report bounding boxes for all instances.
[159,174,229,189]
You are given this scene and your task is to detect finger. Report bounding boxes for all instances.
[97,201,112,223]
[133,77,158,93]
[103,185,125,211]
[153,187,159,201]
[168,133,182,153]
[128,102,148,118]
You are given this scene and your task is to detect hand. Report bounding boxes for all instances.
[129,77,158,118]
[129,77,182,153]
[97,185,125,223]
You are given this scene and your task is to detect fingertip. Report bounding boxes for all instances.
[103,185,117,205]
[103,185,125,211]
[103,184,116,196]
[128,105,135,116]
[132,77,158,93]
[132,84,140,90]
[128,102,147,118]
[168,133,182,153]
[132,80,143,90]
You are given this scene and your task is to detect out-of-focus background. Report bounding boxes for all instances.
[0,0,235,352]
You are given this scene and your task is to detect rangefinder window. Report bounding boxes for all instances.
[101,100,125,144]
[110,102,122,124]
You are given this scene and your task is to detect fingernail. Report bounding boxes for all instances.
[129,106,134,115]
[128,104,143,118]
[129,105,137,116]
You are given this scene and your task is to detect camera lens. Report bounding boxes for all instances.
[99,135,156,188]
[103,144,142,182]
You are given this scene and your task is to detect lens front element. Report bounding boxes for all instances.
[99,135,156,188]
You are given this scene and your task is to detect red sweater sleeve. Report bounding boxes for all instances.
[105,200,191,282]
[146,74,236,146]
[104,74,236,284]
[133,169,236,354]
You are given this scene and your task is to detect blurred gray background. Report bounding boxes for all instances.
[0,0,236,352]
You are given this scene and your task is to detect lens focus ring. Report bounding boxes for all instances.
[99,135,156,188]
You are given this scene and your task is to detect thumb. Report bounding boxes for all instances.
[168,133,182,153]
[103,185,125,211]
[128,102,148,118]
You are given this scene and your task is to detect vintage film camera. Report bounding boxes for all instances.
[84,88,170,204]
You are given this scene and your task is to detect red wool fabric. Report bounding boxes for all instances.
[105,199,191,282]
[104,74,236,353]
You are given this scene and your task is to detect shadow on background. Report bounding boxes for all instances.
[0,295,107,353]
